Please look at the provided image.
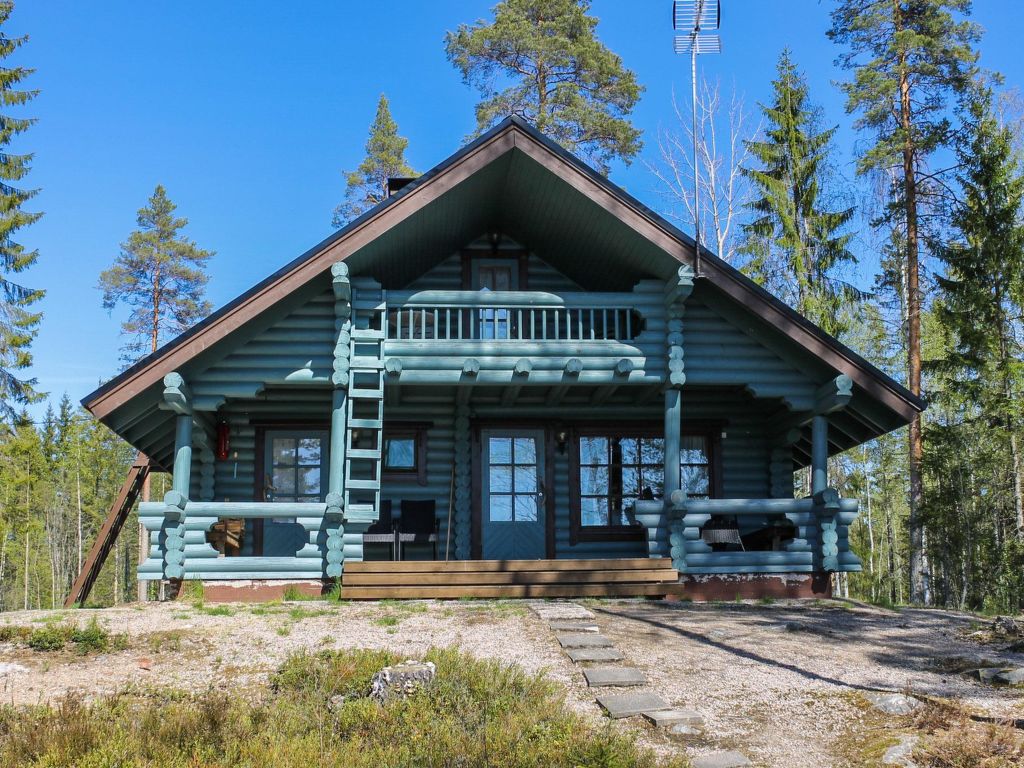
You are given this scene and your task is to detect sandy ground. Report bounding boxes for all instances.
[1,598,1022,767]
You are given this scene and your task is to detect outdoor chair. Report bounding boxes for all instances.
[397,500,439,560]
[700,515,745,551]
[363,500,398,560]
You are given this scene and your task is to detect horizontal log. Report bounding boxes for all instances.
[182,557,323,574]
[345,557,665,573]
[385,342,652,358]
[338,583,677,600]
[684,552,814,566]
[386,289,647,308]
[182,501,328,517]
[342,568,674,586]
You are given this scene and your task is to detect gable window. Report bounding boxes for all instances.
[570,427,716,542]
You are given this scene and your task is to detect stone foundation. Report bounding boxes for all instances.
[172,579,329,602]
[671,572,832,602]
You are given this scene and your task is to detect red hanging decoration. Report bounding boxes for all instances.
[215,421,230,461]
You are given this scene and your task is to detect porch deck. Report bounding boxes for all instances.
[339,557,680,599]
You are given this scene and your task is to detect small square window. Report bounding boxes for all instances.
[385,437,417,470]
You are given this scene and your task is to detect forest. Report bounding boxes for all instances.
[0,0,1021,614]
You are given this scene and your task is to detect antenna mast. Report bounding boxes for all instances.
[673,0,721,279]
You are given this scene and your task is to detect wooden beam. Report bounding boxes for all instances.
[161,372,192,415]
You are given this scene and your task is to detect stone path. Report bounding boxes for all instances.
[531,601,752,767]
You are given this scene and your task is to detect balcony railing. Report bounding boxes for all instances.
[382,290,644,342]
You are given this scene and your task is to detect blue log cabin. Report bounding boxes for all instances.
[81,117,924,601]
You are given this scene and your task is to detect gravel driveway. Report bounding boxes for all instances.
[0,598,1021,767]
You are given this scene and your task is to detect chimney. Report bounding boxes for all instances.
[387,177,416,197]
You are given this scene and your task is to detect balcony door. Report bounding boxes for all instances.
[261,431,328,556]
[471,258,518,340]
[481,430,546,560]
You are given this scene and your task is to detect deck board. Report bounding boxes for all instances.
[339,557,680,599]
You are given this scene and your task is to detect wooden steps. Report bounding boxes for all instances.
[340,557,678,599]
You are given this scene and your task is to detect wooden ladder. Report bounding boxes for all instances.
[64,453,150,608]
[345,282,386,521]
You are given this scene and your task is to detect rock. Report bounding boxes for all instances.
[967,667,1004,683]
[137,657,153,671]
[547,620,599,633]
[864,692,923,716]
[0,662,28,676]
[784,621,806,633]
[668,723,704,739]
[692,750,751,768]
[369,660,436,703]
[994,668,1024,685]
[642,709,704,728]
[328,694,347,711]
[531,603,595,621]
[882,734,919,767]
[992,616,1022,637]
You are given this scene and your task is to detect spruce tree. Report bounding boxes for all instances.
[0,1,42,421]
[445,0,643,174]
[99,185,214,363]
[932,88,1024,541]
[332,94,416,227]
[829,0,980,603]
[740,50,856,337]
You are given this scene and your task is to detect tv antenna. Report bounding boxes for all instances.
[673,0,721,279]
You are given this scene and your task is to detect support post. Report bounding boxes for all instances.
[326,261,352,579]
[172,414,193,496]
[811,414,828,496]
[664,265,693,570]
[664,388,682,499]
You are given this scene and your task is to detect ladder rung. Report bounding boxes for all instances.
[347,418,383,429]
[350,357,385,369]
[351,329,385,340]
[346,448,381,460]
[349,388,384,400]
[346,479,381,491]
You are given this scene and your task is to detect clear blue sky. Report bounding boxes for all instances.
[11,1,1024,417]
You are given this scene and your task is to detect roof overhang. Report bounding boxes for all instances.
[83,116,923,429]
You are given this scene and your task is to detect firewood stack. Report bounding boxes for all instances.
[208,519,245,556]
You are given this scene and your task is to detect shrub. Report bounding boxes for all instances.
[27,624,74,652]
[0,648,691,767]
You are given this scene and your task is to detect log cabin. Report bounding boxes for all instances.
[81,117,924,601]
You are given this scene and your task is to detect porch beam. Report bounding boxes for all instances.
[811,415,828,495]
[663,264,693,503]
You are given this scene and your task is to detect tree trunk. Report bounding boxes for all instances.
[896,13,926,603]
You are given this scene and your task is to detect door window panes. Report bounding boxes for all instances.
[487,436,540,522]
[268,435,326,503]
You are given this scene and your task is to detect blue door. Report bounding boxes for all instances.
[481,430,546,559]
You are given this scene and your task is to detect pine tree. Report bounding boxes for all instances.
[740,50,857,337]
[0,1,42,421]
[829,0,980,604]
[445,0,643,174]
[932,88,1024,543]
[99,185,214,363]
[332,95,416,227]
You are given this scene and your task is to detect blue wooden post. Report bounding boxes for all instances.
[326,261,352,579]
[664,388,682,498]
[172,414,193,496]
[811,414,828,496]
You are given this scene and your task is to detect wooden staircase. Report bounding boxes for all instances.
[340,557,679,599]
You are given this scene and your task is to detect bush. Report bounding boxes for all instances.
[0,648,689,768]
[23,619,127,654]
[27,624,74,652]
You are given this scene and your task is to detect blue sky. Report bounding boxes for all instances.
[11,1,1024,417]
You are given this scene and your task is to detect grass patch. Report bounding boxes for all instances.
[373,616,399,628]
[179,580,205,601]
[10,618,129,654]
[0,648,688,767]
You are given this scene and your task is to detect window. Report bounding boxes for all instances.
[572,428,715,540]
[384,435,416,471]
[267,434,326,502]
[380,423,429,485]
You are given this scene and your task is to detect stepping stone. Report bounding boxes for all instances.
[642,709,704,727]
[565,647,625,663]
[583,666,646,687]
[597,691,669,719]
[556,633,613,649]
[692,751,751,768]
[668,723,704,738]
[531,603,595,621]
[548,620,599,632]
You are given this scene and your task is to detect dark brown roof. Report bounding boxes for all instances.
[83,116,924,422]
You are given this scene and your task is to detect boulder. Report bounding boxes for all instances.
[882,734,919,767]
[369,660,436,703]
[864,692,922,716]
[966,666,1024,686]
[992,616,1022,637]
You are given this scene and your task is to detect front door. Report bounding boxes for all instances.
[481,430,546,559]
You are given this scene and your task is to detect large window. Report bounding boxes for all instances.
[572,428,715,539]
[267,434,327,502]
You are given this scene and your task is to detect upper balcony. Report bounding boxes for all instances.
[352,281,669,387]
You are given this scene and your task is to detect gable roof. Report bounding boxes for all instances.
[82,116,923,423]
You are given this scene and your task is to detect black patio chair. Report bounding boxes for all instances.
[397,500,439,560]
[363,499,397,560]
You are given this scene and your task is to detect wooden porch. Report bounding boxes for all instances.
[340,557,680,599]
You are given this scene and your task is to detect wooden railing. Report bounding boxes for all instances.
[382,290,643,342]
